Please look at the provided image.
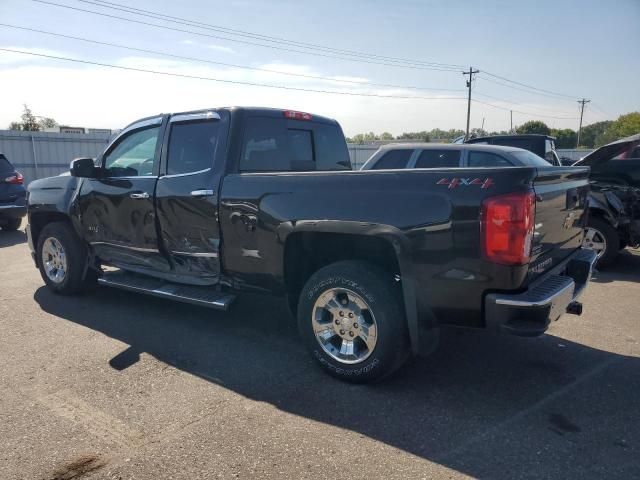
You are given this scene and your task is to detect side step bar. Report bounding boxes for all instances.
[97,270,235,311]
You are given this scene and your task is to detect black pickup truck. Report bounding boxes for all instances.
[26,107,597,382]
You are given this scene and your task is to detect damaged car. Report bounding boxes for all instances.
[574,133,640,267]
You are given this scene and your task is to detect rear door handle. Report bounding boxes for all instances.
[191,189,214,197]
[130,192,150,199]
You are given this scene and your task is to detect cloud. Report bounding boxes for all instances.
[0,50,579,135]
[180,39,235,54]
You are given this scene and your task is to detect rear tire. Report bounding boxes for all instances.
[36,221,97,295]
[297,260,410,383]
[583,217,619,269]
[2,217,21,231]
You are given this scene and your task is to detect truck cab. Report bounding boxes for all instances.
[465,134,561,166]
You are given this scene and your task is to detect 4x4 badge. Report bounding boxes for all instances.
[437,178,494,189]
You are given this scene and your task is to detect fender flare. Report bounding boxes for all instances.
[278,220,438,356]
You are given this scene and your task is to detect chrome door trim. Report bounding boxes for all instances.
[170,111,221,123]
[171,251,219,258]
[90,241,159,253]
[159,168,211,179]
[190,189,215,197]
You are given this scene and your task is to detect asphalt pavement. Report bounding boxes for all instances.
[0,227,638,479]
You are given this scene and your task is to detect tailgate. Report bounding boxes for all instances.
[528,166,590,279]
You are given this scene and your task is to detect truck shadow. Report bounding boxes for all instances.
[591,248,640,283]
[34,286,639,479]
[0,229,26,248]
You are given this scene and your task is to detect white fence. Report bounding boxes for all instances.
[0,129,596,184]
[0,130,112,184]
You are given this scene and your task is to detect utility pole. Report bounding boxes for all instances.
[510,110,513,132]
[576,98,590,148]
[481,117,485,132]
[463,67,479,140]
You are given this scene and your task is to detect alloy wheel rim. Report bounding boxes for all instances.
[42,237,67,284]
[312,288,378,364]
[582,227,607,260]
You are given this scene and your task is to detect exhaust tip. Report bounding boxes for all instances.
[567,301,583,316]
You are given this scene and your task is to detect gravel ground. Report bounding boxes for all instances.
[1,228,638,480]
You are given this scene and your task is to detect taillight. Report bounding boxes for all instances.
[4,172,23,185]
[481,190,535,265]
[283,110,312,121]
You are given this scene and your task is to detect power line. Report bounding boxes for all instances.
[476,74,580,103]
[0,23,465,93]
[76,0,466,71]
[473,90,579,117]
[74,0,592,108]
[0,47,584,122]
[472,99,579,120]
[481,71,580,100]
[0,47,469,101]
[32,0,462,73]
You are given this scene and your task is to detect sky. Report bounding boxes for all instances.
[0,0,638,136]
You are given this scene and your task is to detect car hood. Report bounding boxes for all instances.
[574,133,640,166]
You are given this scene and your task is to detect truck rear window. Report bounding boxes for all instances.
[240,117,350,172]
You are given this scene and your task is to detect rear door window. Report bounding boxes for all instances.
[167,120,220,175]
[415,149,461,168]
[371,149,413,169]
[240,117,351,172]
[468,151,514,167]
[240,117,288,172]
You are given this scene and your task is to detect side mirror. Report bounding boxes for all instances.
[70,157,98,178]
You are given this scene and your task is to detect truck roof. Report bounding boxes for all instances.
[123,107,340,131]
[467,134,556,142]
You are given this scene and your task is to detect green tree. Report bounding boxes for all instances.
[8,121,22,131]
[516,120,550,135]
[19,104,41,131]
[597,112,640,146]
[38,117,58,129]
[578,121,612,148]
[379,132,394,141]
[550,128,577,149]
[397,131,430,142]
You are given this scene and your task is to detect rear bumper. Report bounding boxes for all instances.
[0,203,27,220]
[484,248,598,337]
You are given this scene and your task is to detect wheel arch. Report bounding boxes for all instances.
[280,221,426,355]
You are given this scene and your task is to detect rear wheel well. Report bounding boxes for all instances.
[283,232,401,311]
[30,212,74,255]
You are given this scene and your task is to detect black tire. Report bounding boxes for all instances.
[2,217,21,231]
[585,217,619,269]
[297,260,410,383]
[36,221,97,295]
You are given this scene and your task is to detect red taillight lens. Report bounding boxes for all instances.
[5,172,23,185]
[283,110,312,121]
[481,190,535,265]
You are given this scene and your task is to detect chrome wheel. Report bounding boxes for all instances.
[582,227,607,260]
[42,237,67,284]
[312,288,378,364]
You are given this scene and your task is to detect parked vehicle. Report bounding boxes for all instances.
[464,134,562,166]
[573,133,640,267]
[0,153,26,231]
[360,143,553,170]
[26,107,597,382]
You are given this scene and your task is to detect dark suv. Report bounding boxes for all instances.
[0,153,27,231]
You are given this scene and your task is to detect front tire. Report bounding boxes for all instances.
[297,261,410,383]
[36,221,96,295]
[583,217,619,269]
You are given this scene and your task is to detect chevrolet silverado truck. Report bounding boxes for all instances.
[26,107,597,382]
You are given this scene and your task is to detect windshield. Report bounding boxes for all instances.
[511,150,554,166]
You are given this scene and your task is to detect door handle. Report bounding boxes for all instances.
[191,189,215,197]
[130,192,150,199]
